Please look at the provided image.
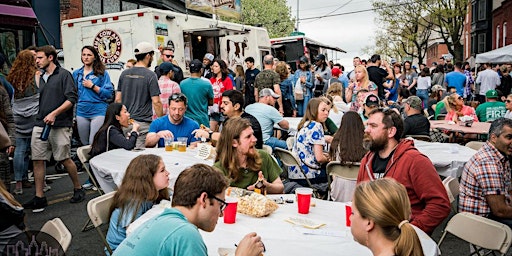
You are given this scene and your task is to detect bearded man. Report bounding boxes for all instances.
[356,108,450,235]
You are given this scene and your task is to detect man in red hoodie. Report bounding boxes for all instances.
[357,108,450,234]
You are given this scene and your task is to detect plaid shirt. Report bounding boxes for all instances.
[459,141,511,216]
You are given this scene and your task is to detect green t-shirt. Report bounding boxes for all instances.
[213,149,281,189]
[434,101,446,120]
[475,101,506,122]
[254,69,280,91]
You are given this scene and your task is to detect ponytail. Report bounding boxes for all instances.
[394,221,423,256]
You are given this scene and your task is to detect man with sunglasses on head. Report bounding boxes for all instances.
[114,164,265,256]
[145,93,199,148]
[154,46,184,83]
[357,108,450,235]
[116,42,163,148]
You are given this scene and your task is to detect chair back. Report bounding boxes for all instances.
[438,212,512,255]
[406,135,432,142]
[87,191,116,254]
[442,176,460,213]
[39,218,72,252]
[465,141,485,151]
[262,145,273,155]
[326,161,360,201]
[286,137,295,150]
[77,145,103,195]
[274,148,316,192]
[437,114,446,120]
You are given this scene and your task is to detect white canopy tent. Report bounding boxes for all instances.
[475,44,512,64]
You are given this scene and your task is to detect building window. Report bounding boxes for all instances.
[465,31,469,58]
[504,22,508,46]
[497,25,500,48]
[472,3,476,23]
[122,1,138,11]
[104,1,121,14]
[478,0,486,21]
[478,33,486,53]
[83,0,101,16]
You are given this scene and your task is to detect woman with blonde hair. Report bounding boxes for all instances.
[276,61,296,117]
[106,154,170,253]
[0,181,24,252]
[346,64,377,103]
[351,178,424,256]
[443,93,478,122]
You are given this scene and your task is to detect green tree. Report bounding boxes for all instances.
[372,0,433,64]
[428,0,466,62]
[222,0,295,38]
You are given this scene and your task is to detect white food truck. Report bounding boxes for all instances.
[61,7,271,87]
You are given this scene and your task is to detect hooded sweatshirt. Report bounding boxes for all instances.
[357,139,450,234]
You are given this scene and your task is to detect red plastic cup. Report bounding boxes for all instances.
[296,188,313,214]
[223,197,238,224]
[345,204,352,227]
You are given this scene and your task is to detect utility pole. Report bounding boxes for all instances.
[296,0,299,31]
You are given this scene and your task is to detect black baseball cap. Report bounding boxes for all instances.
[189,59,203,73]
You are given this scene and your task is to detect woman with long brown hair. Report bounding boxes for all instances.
[106,154,169,252]
[328,111,367,202]
[6,50,38,194]
[209,59,234,131]
[351,179,424,256]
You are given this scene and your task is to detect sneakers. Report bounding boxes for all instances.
[70,188,85,203]
[13,188,23,195]
[43,183,52,192]
[23,196,48,213]
[22,180,32,188]
[82,180,95,190]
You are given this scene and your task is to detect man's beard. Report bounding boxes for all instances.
[363,134,387,152]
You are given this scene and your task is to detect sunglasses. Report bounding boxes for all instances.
[165,54,174,58]
[507,100,512,103]
[208,194,227,212]
[170,93,186,102]
[457,96,463,100]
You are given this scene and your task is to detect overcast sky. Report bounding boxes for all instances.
[284,0,377,69]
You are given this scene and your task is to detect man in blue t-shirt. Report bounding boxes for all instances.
[145,93,199,147]
[444,62,467,97]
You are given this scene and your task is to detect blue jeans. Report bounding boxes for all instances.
[416,89,429,110]
[264,137,288,150]
[13,137,31,182]
[296,95,311,117]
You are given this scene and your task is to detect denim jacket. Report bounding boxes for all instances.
[293,69,314,97]
[280,76,296,110]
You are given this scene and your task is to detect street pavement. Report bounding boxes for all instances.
[10,166,473,256]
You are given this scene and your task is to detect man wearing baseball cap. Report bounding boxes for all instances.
[361,94,380,122]
[245,88,289,150]
[475,89,506,122]
[116,41,162,147]
[180,59,214,128]
[203,53,214,79]
[403,96,430,137]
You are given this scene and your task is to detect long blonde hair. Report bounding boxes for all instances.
[355,65,372,90]
[353,179,423,256]
[0,182,21,208]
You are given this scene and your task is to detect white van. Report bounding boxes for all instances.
[61,7,271,87]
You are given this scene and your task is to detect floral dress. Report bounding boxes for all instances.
[291,121,326,180]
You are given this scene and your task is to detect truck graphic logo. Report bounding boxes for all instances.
[93,29,122,63]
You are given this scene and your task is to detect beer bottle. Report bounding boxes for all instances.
[254,176,266,195]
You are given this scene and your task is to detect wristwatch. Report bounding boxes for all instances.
[208,130,213,140]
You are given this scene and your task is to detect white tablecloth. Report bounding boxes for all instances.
[128,194,439,256]
[89,147,214,193]
[413,139,476,178]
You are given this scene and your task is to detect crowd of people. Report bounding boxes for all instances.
[2,40,512,255]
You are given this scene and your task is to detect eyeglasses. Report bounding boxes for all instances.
[208,194,227,212]
[458,96,463,100]
[170,93,187,102]
[507,100,512,103]
[165,54,174,58]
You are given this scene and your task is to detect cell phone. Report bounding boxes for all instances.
[132,148,145,152]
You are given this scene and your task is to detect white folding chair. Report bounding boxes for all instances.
[274,147,323,198]
[77,145,103,195]
[406,134,432,142]
[442,176,460,213]
[326,161,359,202]
[87,191,116,255]
[465,141,485,151]
[39,218,72,252]
[438,212,512,255]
